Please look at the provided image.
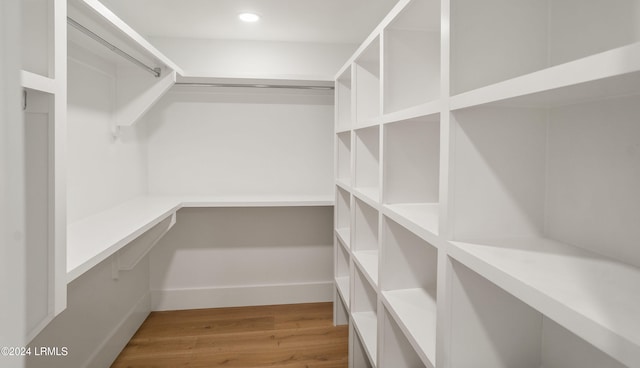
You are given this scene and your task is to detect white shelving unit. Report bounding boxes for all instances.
[334,0,640,366]
[335,236,350,306]
[336,66,353,132]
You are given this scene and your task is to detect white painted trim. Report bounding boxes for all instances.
[83,291,150,368]
[151,281,334,311]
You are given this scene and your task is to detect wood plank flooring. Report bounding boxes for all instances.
[111,302,349,368]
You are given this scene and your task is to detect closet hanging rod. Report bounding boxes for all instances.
[67,17,161,78]
[175,82,334,90]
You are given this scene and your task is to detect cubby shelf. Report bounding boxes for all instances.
[382,289,436,367]
[335,239,350,306]
[335,277,350,306]
[382,203,439,243]
[450,260,628,368]
[352,312,378,367]
[450,237,640,367]
[335,0,640,366]
[336,66,353,132]
[451,43,640,111]
[353,251,379,288]
[336,131,352,186]
[336,229,351,250]
[381,306,429,368]
[353,266,378,366]
[21,70,56,94]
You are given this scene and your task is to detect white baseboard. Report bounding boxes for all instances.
[151,281,334,311]
[84,291,151,368]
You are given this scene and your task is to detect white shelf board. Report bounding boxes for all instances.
[380,99,441,125]
[21,70,56,94]
[336,228,351,249]
[353,250,379,287]
[355,119,381,130]
[336,276,350,306]
[336,127,351,134]
[336,179,352,191]
[449,237,640,367]
[68,195,335,283]
[67,196,181,283]
[179,195,334,207]
[382,203,440,245]
[176,73,335,85]
[382,287,437,368]
[69,0,183,74]
[352,311,378,367]
[353,187,380,209]
[451,43,640,110]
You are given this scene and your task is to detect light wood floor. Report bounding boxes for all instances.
[111,302,348,368]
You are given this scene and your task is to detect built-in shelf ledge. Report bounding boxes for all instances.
[451,43,640,110]
[449,237,640,367]
[353,250,379,287]
[67,195,334,283]
[21,70,56,94]
[352,311,378,367]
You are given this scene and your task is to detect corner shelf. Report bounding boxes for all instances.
[450,260,627,368]
[353,198,379,286]
[381,216,438,367]
[383,0,440,114]
[68,195,335,283]
[352,267,378,367]
[355,36,381,125]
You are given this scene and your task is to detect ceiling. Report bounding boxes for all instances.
[99,0,400,44]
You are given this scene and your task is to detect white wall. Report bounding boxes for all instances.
[150,37,356,80]
[150,206,334,310]
[1,2,27,365]
[145,88,334,197]
[26,254,150,368]
[66,43,147,223]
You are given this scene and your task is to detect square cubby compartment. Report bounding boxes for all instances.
[450,260,626,368]
[383,113,439,237]
[451,0,640,94]
[353,197,379,286]
[334,285,349,326]
[336,66,352,131]
[335,186,351,247]
[354,125,380,203]
[381,307,428,368]
[383,0,440,113]
[352,266,378,367]
[335,237,350,305]
[352,323,374,368]
[336,131,352,186]
[355,36,381,125]
[381,216,437,366]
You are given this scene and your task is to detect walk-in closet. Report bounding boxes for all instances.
[1,0,639,367]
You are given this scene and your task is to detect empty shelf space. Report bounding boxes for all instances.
[335,276,350,305]
[382,288,436,368]
[451,43,640,110]
[68,195,335,283]
[352,311,378,366]
[449,237,640,366]
[67,196,181,282]
[353,187,380,208]
[353,250,379,287]
[382,203,439,242]
[336,228,351,248]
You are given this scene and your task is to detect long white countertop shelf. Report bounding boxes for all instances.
[449,237,640,367]
[451,42,640,110]
[67,195,334,283]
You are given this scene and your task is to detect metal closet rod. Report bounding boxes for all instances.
[175,82,335,90]
[67,17,161,78]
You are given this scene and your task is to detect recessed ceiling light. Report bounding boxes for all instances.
[239,13,260,22]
